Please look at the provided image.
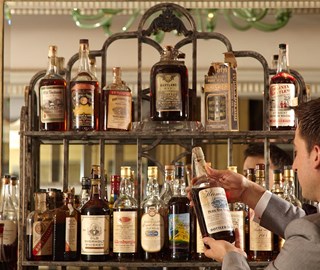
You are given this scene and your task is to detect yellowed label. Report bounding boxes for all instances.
[230,210,245,250]
[249,219,273,251]
[32,220,53,256]
[65,217,78,252]
[196,220,205,253]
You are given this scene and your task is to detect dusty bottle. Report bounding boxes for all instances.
[102,67,132,131]
[269,43,297,130]
[39,45,67,131]
[150,45,189,121]
[191,147,235,243]
[140,166,166,261]
[70,39,100,131]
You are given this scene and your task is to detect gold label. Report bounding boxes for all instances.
[249,219,273,251]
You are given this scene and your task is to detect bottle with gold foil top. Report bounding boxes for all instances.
[113,166,139,261]
[102,67,132,131]
[39,45,67,131]
[249,164,273,261]
[70,39,100,131]
[140,166,166,261]
[150,45,189,121]
[269,43,297,130]
[80,176,110,261]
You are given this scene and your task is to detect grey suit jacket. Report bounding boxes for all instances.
[222,194,320,270]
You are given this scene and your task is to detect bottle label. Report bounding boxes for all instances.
[249,219,273,251]
[32,220,53,256]
[40,85,65,123]
[141,208,164,252]
[269,83,296,127]
[1,220,17,245]
[106,90,132,130]
[81,215,110,255]
[199,187,234,234]
[71,83,95,128]
[196,219,205,253]
[113,211,137,253]
[230,210,245,250]
[155,73,182,112]
[168,212,190,248]
[65,217,78,252]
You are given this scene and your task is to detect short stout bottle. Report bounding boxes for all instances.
[81,177,110,261]
[102,67,132,131]
[150,45,189,121]
[140,166,166,261]
[191,147,235,243]
[269,43,297,130]
[249,164,273,261]
[70,39,100,131]
[113,166,139,261]
[167,162,192,260]
[39,45,67,131]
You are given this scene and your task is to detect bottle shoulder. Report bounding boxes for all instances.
[114,195,138,209]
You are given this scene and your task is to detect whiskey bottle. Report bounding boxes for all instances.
[269,43,297,130]
[70,39,100,131]
[150,45,189,121]
[113,166,139,261]
[78,176,91,210]
[191,147,235,243]
[102,67,132,131]
[167,162,192,260]
[0,175,18,268]
[160,165,174,206]
[282,165,302,208]
[39,45,67,131]
[140,166,166,261]
[249,164,273,261]
[26,190,53,261]
[81,178,110,261]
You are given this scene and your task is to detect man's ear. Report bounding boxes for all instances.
[313,145,320,169]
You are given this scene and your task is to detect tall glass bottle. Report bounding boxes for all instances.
[282,165,302,207]
[140,166,166,261]
[249,164,273,261]
[113,166,139,261]
[150,45,189,121]
[70,39,100,131]
[0,175,18,268]
[102,67,132,131]
[39,45,67,131]
[81,178,110,261]
[9,176,19,213]
[167,162,192,260]
[160,165,174,206]
[269,43,297,130]
[26,190,53,261]
[191,147,235,243]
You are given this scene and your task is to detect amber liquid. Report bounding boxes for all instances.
[70,79,100,131]
[39,77,67,131]
[269,72,297,130]
[167,196,191,260]
[191,187,235,243]
[150,64,189,121]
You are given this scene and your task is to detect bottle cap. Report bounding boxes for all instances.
[148,166,158,178]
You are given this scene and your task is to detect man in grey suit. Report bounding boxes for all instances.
[191,98,320,269]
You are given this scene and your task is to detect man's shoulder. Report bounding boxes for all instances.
[286,213,320,240]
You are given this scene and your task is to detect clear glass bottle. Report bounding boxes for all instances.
[78,176,91,210]
[249,164,273,261]
[282,165,302,207]
[102,67,132,131]
[39,45,67,131]
[150,45,189,121]
[269,43,297,130]
[160,165,174,206]
[191,147,235,243]
[70,39,100,131]
[140,166,166,261]
[167,161,192,260]
[9,176,19,213]
[26,190,53,261]
[113,166,139,261]
[81,178,110,261]
[0,175,18,268]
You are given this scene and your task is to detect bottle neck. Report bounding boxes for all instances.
[146,175,160,198]
[35,193,48,213]
[277,47,290,74]
[79,46,92,74]
[119,177,132,197]
[173,175,186,196]
[47,56,58,75]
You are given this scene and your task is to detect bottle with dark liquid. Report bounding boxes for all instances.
[113,166,139,261]
[26,190,53,261]
[81,176,110,261]
[70,39,100,131]
[269,43,297,130]
[150,45,189,121]
[102,67,132,131]
[167,162,192,260]
[39,45,67,131]
[248,164,273,261]
[191,147,235,243]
